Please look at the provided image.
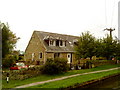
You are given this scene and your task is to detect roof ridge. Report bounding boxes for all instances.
[34,30,79,38]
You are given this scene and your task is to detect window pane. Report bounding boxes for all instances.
[39,53,42,59]
[54,53,60,58]
[56,40,59,46]
[60,40,63,46]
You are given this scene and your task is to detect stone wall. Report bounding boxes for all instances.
[46,52,76,64]
[24,32,46,64]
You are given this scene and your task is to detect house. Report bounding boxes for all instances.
[24,31,79,65]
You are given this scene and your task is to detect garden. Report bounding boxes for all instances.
[2,63,120,88]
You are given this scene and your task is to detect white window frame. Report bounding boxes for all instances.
[39,52,43,59]
[32,53,34,61]
[49,40,55,46]
[59,40,63,47]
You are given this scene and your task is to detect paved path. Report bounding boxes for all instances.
[15,67,120,88]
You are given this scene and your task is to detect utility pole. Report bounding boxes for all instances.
[104,28,115,38]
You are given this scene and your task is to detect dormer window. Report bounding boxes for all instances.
[49,40,55,46]
[59,40,63,46]
[58,40,66,47]
[65,41,67,46]
[45,39,67,47]
[56,40,59,46]
[50,40,53,45]
[63,41,67,46]
[73,39,78,45]
[44,39,49,45]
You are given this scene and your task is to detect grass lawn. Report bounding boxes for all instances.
[29,69,120,88]
[2,64,120,88]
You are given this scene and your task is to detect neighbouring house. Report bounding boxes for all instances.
[24,31,79,65]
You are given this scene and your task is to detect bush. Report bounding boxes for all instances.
[54,58,69,73]
[117,57,120,60]
[41,58,69,75]
[2,55,17,68]
[2,66,42,80]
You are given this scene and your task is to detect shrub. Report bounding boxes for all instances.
[117,57,120,60]
[2,54,17,68]
[54,58,69,73]
[41,58,69,75]
[2,66,42,80]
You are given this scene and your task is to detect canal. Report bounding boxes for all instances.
[75,74,120,90]
[90,74,120,89]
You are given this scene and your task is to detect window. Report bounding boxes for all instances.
[59,40,63,46]
[39,52,42,59]
[65,41,67,46]
[44,40,49,45]
[74,42,78,45]
[56,40,59,46]
[49,40,55,46]
[62,41,66,46]
[68,55,70,58]
[54,53,60,58]
[32,53,34,61]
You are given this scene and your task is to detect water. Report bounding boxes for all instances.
[87,74,120,89]
[74,74,120,90]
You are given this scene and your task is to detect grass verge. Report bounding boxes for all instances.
[2,64,120,88]
[29,69,120,88]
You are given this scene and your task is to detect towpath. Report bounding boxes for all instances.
[15,67,120,88]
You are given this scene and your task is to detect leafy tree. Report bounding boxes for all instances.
[101,35,117,60]
[1,22,19,58]
[94,39,104,57]
[75,31,96,60]
[2,54,18,67]
[75,31,119,60]
[115,40,120,60]
[1,22,20,68]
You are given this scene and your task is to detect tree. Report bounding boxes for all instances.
[75,31,96,60]
[75,31,119,60]
[115,40,120,59]
[1,22,20,68]
[94,39,104,57]
[1,22,19,58]
[101,35,117,60]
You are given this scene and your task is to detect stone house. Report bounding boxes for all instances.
[24,31,79,65]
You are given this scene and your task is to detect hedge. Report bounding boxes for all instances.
[2,66,42,80]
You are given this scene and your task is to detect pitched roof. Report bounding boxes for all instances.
[35,31,79,52]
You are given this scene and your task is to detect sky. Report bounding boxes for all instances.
[0,0,120,51]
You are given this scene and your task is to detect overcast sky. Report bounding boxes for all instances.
[0,0,120,51]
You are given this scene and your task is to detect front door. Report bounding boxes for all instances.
[67,53,72,63]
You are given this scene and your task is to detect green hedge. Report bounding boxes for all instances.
[2,66,42,80]
[79,60,116,69]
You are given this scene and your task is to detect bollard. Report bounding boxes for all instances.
[6,72,9,83]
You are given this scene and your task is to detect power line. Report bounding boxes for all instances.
[105,0,107,27]
[105,0,116,28]
[104,0,116,38]
[111,0,116,27]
